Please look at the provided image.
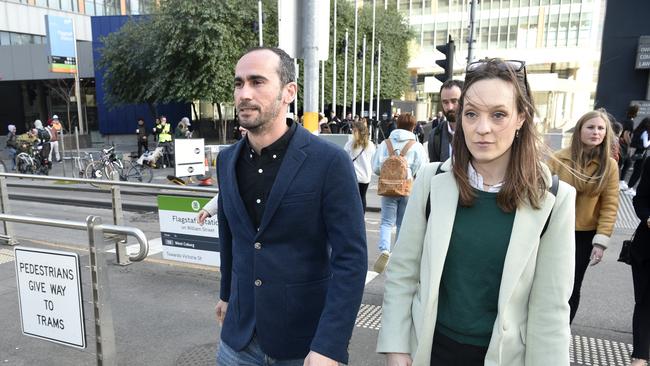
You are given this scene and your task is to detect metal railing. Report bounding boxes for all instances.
[0,172,217,265]
[0,213,148,366]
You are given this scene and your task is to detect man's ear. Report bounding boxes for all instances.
[284,82,297,104]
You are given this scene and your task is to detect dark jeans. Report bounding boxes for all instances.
[430,329,488,366]
[569,230,596,323]
[632,257,650,359]
[629,155,647,188]
[358,182,369,213]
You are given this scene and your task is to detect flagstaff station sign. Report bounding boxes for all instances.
[14,247,86,349]
[45,15,77,73]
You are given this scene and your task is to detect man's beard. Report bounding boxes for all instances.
[238,93,283,133]
[444,109,456,123]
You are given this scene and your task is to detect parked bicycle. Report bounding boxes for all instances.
[84,146,153,187]
[15,141,50,175]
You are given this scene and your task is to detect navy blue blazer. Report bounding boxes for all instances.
[216,125,368,363]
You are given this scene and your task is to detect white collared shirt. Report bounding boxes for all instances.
[447,122,455,158]
[468,163,504,193]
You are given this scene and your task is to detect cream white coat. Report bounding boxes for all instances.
[376,160,576,365]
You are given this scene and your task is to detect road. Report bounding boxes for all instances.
[0,173,642,365]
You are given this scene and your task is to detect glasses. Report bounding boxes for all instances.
[466,59,529,95]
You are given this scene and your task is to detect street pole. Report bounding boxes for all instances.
[361,35,366,118]
[72,18,84,135]
[467,0,477,63]
[303,0,319,133]
[369,0,376,121]
[352,0,358,118]
[376,41,382,123]
[294,59,299,120]
[258,0,263,46]
[332,0,337,115]
[343,29,349,119]
[321,60,325,113]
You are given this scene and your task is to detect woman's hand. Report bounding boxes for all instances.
[386,353,412,366]
[589,245,605,266]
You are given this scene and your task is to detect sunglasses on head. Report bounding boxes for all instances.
[466,59,529,95]
[466,59,526,73]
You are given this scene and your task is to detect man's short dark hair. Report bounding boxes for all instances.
[440,79,464,93]
[242,47,295,86]
[627,104,640,119]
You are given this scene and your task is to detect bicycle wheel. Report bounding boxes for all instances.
[85,161,108,188]
[16,153,33,174]
[126,163,153,183]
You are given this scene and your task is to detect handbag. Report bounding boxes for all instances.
[617,231,634,265]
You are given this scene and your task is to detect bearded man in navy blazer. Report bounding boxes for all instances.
[213,47,367,365]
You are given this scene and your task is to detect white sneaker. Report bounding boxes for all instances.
[619,181,629,191]
[626,188,637,196]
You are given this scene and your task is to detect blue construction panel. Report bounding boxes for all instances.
[91,16,190,134]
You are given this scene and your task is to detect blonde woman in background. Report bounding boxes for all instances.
[344,119,376,212]
[547,109,620,323]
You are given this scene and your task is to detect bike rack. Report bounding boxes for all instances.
[0,213,148,366]
[0,173,218,265]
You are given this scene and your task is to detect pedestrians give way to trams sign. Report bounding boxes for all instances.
[14,247,86,349]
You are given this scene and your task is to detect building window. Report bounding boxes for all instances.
[438,0,449,13]
[35,0,47,6]
[0,32,10,46]
[85,0,95,15]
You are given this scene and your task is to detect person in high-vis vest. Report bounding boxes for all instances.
[155,116,173,167]
[48,115,63,162]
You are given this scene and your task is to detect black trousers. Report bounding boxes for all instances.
[137,140,148,157]
[632,257,650,359]
[629,156,647,188]
[569,230,596,323]
[621,145,632,181]
[358,183,369,213]
[430,330,488,366]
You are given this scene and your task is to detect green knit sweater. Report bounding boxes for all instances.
[436,190,515,347]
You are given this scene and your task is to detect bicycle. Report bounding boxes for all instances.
[15,142,50,175]
[85,146,153,187]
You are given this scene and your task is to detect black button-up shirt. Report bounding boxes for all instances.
[236,119,297,229]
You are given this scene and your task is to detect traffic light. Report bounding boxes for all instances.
[435,36,455,83]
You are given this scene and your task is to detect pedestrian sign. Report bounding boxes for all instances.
[14,247,86,349]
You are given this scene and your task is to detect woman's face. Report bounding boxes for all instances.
[579,117,607,149]
[462,78,524,167]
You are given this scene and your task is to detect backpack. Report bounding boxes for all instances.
[37,128,50,143]
[425,163,559,237]
[377,139,416,197]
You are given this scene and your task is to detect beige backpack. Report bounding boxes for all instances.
[377,139,416,197]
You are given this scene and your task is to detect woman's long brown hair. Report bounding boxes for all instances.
[352,119,370,150]
[452,59,546,212]
[569,109,614,195]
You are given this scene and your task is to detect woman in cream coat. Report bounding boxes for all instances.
[377,59,576,366]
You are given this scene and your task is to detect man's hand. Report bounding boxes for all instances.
[303,351,338,366]
[197,209,211,226]
[646,217,650,228]
[215,300,228,326]
[386,353,412,366]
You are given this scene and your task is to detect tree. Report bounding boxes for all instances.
[98,18,160,118]
[323,1,413,116]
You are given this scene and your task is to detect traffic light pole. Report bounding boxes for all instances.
[303,0,320,133]
[467,0,477,63]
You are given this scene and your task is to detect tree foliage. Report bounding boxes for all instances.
[98,0,411,120]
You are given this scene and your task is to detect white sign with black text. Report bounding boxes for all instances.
[14,247,86,349]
